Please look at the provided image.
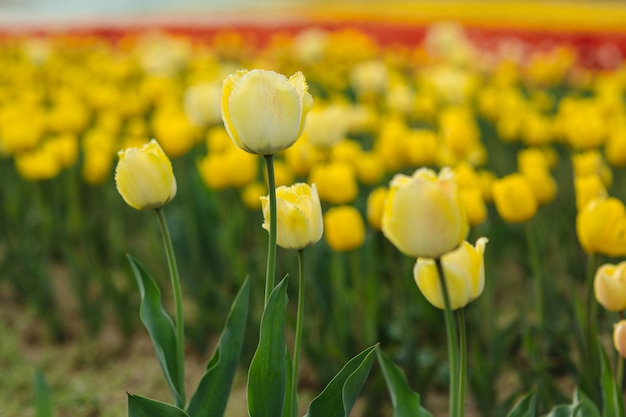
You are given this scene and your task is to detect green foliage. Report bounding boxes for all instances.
[33,369,53,417]
[305,345,377,417]
[376,348,433,417]
[127,255,185,408]
[247,276,289,417]
[186,278,250,417]
[128,394,189,417]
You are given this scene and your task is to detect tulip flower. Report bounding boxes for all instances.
[577,197,626,257]
[309,162,359,205]
[491,173,538,223]
[261,183,323,251]
[614,320,626,358]
[414,237,488,310]
[574,174,607,211]
[324,205,366,252]
[594,262,626,312]
[366,187,388,231]
[115,139,177,210]
[221,69,313,155]
[382,167,468,259]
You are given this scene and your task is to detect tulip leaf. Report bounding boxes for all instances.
[304,344,378,417]
[571,388,601,417]
[127,255,184,407]
[599,345,625,417]
[33,369,53,417]
[376,347,434,417]
[186,278,250,417]
[506,390,537,417]
[128,393,190,417]
[247,276,289,417]
[541,401,582,417]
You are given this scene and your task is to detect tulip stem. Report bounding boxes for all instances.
[156,207,186,408]
[435,258,462,417]
[457,308,467,417]
[291,249,306,417]
[264,154,277,307]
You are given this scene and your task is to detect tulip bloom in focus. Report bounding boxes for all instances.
[414,237,488,310]
[115,139,177,210]
[594,262,626,312]
[382,167,468,259]
[324,205,366,252]
[221,69,313,155]
[491,173,538,223]
[261,183,323,251]
[577,197,626,257]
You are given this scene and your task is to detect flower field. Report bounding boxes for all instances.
[1,2,626,416]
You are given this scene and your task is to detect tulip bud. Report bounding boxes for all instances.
[261,183,323,251]
[324,205,366,252]
[614,320,626,358]
[414,237,488,310]
[115,139,177,210]
[594,262,626,312]
[366,187,388,231]
[221,69,313,155]
[382,167,468,259]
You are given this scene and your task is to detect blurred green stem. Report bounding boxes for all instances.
[291,249,305,417]
[264,154,277,307]
[156,207,186,408]
[457,308,467,417]
[525,223,544,339]
[435,258,462,417]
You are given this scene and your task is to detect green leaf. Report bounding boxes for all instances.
[33,368,52,417]
[128,393,190,417]
[376,347,433,417]
[506,390,537,417]
[600,345,625,417]
[541,402,582,417]
[248,276,289,417]
[573,388,601,417]
[186,278,250,417]
[305,344,378,417]
[127,255,184,407]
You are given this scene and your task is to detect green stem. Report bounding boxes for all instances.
[525,223,544,340]
[618,312,625,392]
[435,258,461,417]
[264,154,277,307]
[291,249,306,417]
[349,250,364,348]
[457,308,467,417]
[156,207,186,408]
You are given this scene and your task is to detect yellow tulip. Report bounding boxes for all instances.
[355,152,385,186]
[324,205,366,252]
[574,174,607,211]
[491,173,538,223]
[606,124,626,167]
[241,181,266,210]
[304,104,349,147]
[382,167,468,259]
[520,169,557,206]
[221,69,313,155]
[309,162,358,205]
[576,197,626,257]
[572,150,612,187]
[366,187,388,231]
[614,320,626,358]
[414,237,488,310]
[594,262,626,312]
[459,187,487,226]
[261,183,323,251]
[115,139,177,210]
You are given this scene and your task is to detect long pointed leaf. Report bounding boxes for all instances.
[127,255,184,407]
[600,345,626,417]
[128,394,190,417]
[248,276,289,417]
[376,348,433,417]
[506,390,537,417]
[541,402,582,417]
[187,278,250,417]
[305,345,378,417]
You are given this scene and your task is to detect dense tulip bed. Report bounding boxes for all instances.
[1,8,626,416]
